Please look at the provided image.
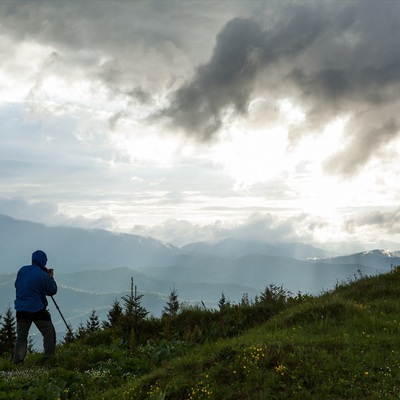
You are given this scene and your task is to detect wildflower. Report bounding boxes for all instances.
[275,364,287,376]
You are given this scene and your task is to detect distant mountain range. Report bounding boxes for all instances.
[1,213,400,347]
[0,214,179,272]
[182,238,332,259]
[0,214,344,271]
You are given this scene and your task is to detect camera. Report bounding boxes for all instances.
[40,265,54,275]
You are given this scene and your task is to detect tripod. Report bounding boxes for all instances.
[50,296,73,336]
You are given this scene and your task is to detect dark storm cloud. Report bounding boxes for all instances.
[160,7,326,140]
[160,18,266,139]
[161,1,400,174]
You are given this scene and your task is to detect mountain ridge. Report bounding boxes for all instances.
[182,237,332,259]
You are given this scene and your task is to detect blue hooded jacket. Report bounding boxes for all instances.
[14,250,58,313]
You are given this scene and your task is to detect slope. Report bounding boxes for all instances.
[99,266,400,399]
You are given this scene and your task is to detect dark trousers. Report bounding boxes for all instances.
[13,309,56,364]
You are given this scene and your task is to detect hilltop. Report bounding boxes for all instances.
[1,265,400,399]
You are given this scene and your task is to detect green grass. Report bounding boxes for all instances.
[2,267,400,399]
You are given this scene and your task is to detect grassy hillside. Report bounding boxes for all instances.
[1,267,400,399]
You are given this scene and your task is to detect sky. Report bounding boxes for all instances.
[1,0,400,252]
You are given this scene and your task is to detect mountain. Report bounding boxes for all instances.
[5,214,398,273]
[0,214,335,273]
[139,252,392,296]
[315,249,400,269]
[182,237,331,259]
[0,214,181,273]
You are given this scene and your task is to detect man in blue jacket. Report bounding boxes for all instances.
[13,250,58,364]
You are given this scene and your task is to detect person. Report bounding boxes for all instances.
[13,250,58,364]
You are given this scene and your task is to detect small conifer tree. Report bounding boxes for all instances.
[218,292,231,310]
[76,321,87,340]
[0,306,16,355]
[105,299,123,328]
[63,324,75,345]
[85,309,101,334]
[240,292,250,306]
[121,277,149,335]
[162,285,180,317]
[259,284,289,311]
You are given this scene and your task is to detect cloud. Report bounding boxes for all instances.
[324,117,399,176]
[345,208,400,236]
[0,196,58,222]
[3,1,400,178]
[158,2,400,175]
[25,51,61,106]
[159,9,324,140]
[0,196,116,230]
[130,209,400,252]
[130,212,320,247]
[157,18,264,140]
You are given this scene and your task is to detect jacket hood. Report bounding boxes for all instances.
[32,250,48,268]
